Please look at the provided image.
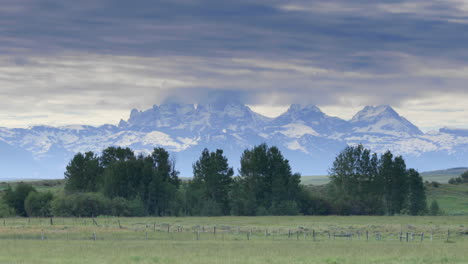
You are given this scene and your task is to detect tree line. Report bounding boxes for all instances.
[1,143,439,217]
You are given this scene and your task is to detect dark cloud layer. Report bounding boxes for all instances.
[3,0,468,61]
[1,0,468,129]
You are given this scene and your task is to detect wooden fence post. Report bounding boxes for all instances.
[366,230,368,241]
[93,232,96,241]
[447,229,450,242]
[312,230,316,241]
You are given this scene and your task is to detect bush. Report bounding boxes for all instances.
[449,177,463,185]
[51,192,110,217]
[296,186,332,215]
[429,200,441,216]
[269,201,300,216]
[0,200,14,217]
[110,197,132,216]
[24,192,54,217]
[3,183,37,216]
[110,197,146,216]
[199,199,222,216]
[128,197,147,216]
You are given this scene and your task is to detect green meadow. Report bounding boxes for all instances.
[0,216,467,264]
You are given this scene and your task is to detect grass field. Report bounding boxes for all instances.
[426,183,468,215]
[0,216,467,263]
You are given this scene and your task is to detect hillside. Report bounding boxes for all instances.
[426,183,468,215]
[421,167,468,183]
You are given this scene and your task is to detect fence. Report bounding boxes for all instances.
[0,217,466,243]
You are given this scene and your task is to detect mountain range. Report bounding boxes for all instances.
[1,101,467,179]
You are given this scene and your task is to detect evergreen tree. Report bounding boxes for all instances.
[407,169,427,215]
[192,149,234,215]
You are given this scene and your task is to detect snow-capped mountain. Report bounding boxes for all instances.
[349,105,423,136]
[268,104,347,135]
[1,102,467,179]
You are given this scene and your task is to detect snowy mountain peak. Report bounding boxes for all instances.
[270,104,346,135]
[350,105,423,136]
[288,104,322,113]
[351,105,397,122]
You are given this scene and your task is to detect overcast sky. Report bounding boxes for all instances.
[1,0,468,131]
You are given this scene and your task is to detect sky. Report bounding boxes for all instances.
[1,0,468,132]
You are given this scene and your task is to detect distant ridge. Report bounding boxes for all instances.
[421,167,468,183]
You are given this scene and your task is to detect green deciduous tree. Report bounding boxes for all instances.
[192,149,234,215]
[329,145,383,215]
[238,144,301,215]
[64,151,102,193]
[406,169,427,215]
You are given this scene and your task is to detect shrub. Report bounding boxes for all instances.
[110,197,146,216]
[429,200,441,216]
[24,191,54,217]
[269,201,300,216]
[3,183,37,216]
[200,199,222,216]
[0,200,14,217]
[51,192,110,217]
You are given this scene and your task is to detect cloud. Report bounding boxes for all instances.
[0,0,467,131]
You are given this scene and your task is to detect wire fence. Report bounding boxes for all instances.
[0,217,466,243]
